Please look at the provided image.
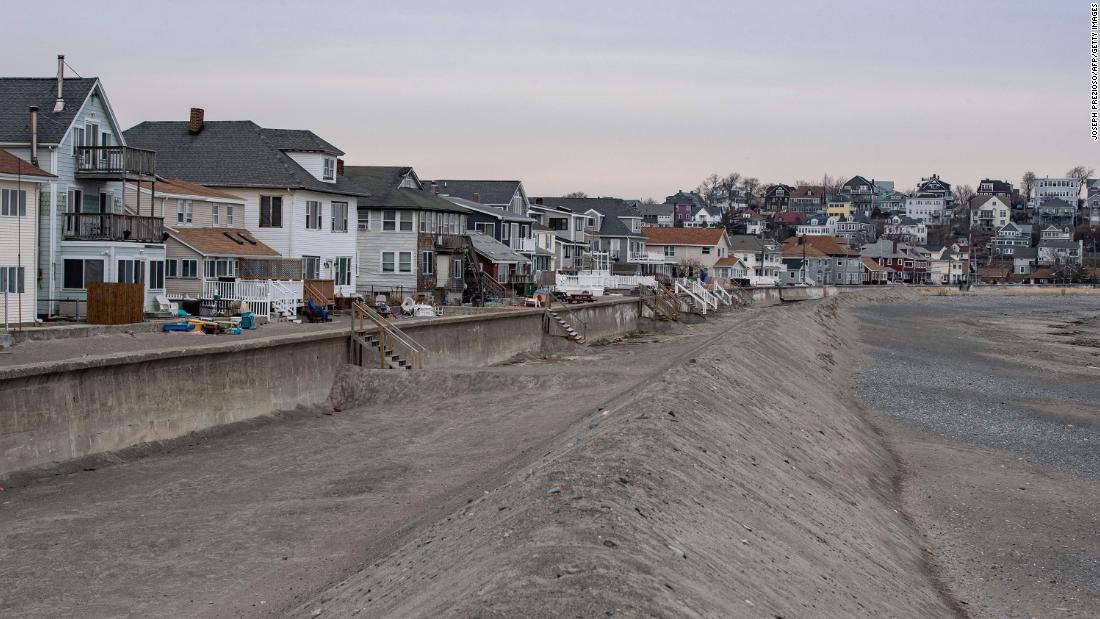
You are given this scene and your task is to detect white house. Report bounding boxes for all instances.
[125,109,369,295]
[883,215,928,244]
[1033,176,1080,205]
[969,195,1010,231]
[905,193,948,225]
[796,213,838,237]
[0,150,55,325]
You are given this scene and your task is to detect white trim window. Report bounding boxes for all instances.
[420,250,434,275]
[204,258,237,279]
[306,200,322,230]
[149,260,165,290]
[331,202,349,232]
[116,259,145,284]
[664,246,676,257]
[357,210,369,231]
[62,259,104,290]
[259,196,283,228]
[226,206,234,226]
[323,157,335,181]
[166,260,178,278]
[0,189,28,216]
[181,259,198,278]
[400,211,414,231]
[398,251,412,272]
[382,251,396,273]
[0,266,25,293]
[176,200,193,225]
[212,205,220,226]
[335,256,352,286]
[302,256,320,280]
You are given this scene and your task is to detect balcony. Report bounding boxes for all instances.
[75,146,156,181]
[432,233,469,251]
[508,237,536,253]
[64,212,164,244]
[628,251,667,263]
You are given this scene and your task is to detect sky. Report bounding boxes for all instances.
[0,0,1091,199]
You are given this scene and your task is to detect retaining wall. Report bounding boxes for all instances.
[0,298,642,477]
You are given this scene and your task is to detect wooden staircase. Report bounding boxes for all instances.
[351,333,412,370]
[546,308,586,344]
[641,285,681,321]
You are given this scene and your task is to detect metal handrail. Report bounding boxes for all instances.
[352,301,426,368]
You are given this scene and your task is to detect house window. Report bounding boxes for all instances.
[204,258,237,279]
[212,205,220,226]
[400,211,414,231]
[501,223,511,241]
[498,267,508,284]
[475,222,494,236]
[72,127,84,156]
[702,247,711,255]
[117,259,144,284]
[420,250,434,275]
[176,200,193,224]
[63,259,104,289]
[166,260,178,278]
[382,251,395,273]
[0,189,27,216]
[664,246,676,257]
[399,251,412,272]
[302,255,320,279]
[0,266,25,293]
[226,206,234,226]
[323,158,335,181]
[383,210,397,231]
[357,210,370,231]
[334,256,352,286]
[149,261,165,290]
[181,259,198,279]
[331,202,349,232]
[260,196,283,228]
[306,201,322,230]
[451,258,463,279]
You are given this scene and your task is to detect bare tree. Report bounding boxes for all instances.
[640,197,658,205]
[718,172,742,206]
[822,174,845,195]
[1067,165,1095,201]
[1021,171,1036,201]
[563,191,588,199]
[740,177,761,205]
[696,173,722,206]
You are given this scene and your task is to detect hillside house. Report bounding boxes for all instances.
[641,226,733,278]
[529,200,589,272]
[883,215,928,244]
[841,176,877,214]
[970,195,1011,232]
[789,185,825,214]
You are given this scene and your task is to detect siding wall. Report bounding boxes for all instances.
[356,207,418,290]
[164,239,203,298]
[285,152,333,183]
[225,187,359,294]
[0,178,43,324]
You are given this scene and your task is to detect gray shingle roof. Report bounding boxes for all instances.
[1038,238,1077,249]
[123,120,370,197]
[444,196,533,222]
[343,166,465,212]
[728,235,766,253]
[432,180,521,206]
[533,197,644,238]
[468,232,530,264]
[0,78,99,144]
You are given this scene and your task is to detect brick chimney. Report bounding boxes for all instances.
[431,182,439,195]
[472,192,481,203]
[188,107,205,134]
[336,158,344,176]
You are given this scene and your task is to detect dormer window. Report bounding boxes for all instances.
[323,157,335,181]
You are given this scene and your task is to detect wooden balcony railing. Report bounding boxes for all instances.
[63,212,164,243]
[75,146,156,179]
[433,233,469,251]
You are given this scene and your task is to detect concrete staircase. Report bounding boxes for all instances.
[352,333,413,370]
[546,308,586,344]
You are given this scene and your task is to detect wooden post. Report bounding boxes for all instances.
[379,329,386,369]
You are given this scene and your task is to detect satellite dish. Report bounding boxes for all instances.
[401,297,415,313]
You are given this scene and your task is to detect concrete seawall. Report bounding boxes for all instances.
[0,298,642,477]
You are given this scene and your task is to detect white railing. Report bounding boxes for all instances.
[556,271,657,296]
[629,251,667,263]
[202,278,304,319]
[674,281,707,314]
[509,237,537,253]
[692,279,719,310]
[709,284,733,306]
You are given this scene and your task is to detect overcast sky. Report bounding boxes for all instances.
[1,0,1090,198]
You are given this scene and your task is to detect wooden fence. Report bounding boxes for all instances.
[86,282,145,325]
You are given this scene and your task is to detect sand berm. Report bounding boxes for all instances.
[295,292,958,618]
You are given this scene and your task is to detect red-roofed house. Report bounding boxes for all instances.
[641,226,733,277]
[0,149,55,325]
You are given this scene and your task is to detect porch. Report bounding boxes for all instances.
[63,212,165,243]
[75,146,157,181]
[202,278,304,320]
